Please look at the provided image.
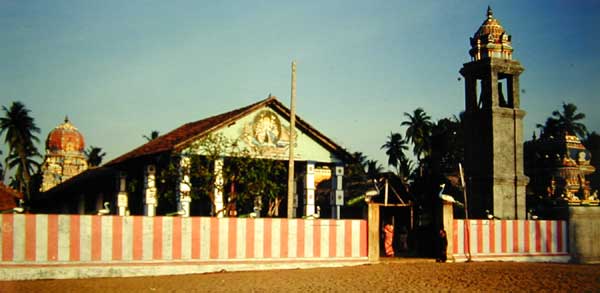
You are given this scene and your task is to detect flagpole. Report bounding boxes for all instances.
[287,61,297,218]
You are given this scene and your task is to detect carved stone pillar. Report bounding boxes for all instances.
[176,156,192,217]
[304,161,316,217]
[330,165,344,219]
[117,172,128,216]
[213,158,225,218]
[144,164,157,216]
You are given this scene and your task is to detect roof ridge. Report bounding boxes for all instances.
[105,96,275,166]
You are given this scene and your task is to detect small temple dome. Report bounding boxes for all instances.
[469,6,514,61]
[45,116,86,153]
[473,6,506,40]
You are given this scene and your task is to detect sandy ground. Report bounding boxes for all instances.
[1,260,599,292]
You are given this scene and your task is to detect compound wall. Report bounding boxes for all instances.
[452,219,569,262]
[0,214,368,280]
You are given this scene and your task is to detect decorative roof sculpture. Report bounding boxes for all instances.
[469,6,514,61]
[45,116,86,153]
[525,133,597,205]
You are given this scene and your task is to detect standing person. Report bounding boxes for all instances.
[399,226,409,252]
[436,228,448,262]
[383,222,395,257]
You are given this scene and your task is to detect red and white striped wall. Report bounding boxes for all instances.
[452,219,569,262]
[0,214,367,280]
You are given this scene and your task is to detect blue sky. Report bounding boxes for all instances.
[1,0,599,171]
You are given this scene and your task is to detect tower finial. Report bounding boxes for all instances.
[487,5,493,18]
[64,115,69,123]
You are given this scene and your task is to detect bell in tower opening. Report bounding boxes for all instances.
[459,7,529,219]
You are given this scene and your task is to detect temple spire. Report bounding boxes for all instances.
[487,5,493,19]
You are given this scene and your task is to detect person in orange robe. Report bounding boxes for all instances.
[383,223,394,257]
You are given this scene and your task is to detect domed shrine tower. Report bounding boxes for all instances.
[40,117,88,192]
[460,7,528,219]
[525,134,597,204]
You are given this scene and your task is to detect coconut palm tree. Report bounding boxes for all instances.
[538,102,587,139]
[402,108,433,161]
[380,132,409,174]
[85,146,106,167]
[143,130,160,142]
[0,101,41,199]
[402,108,433,177]
[365,160,384,180]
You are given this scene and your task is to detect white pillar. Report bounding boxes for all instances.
[305,161,316,217]
[117,172,128,216]
[144,164,157,217]
[177,156,192,217]
[330,165,344,219]
[213,158,225,218]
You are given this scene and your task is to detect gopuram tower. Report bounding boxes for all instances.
[40,117,88,192]
[460,7,528,219]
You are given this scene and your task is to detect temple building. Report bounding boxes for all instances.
[460,7,528,219]
[33,96,352,218]
[525,133,597,205]
[39,117,88,192]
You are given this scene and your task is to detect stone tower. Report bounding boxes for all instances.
[460,7,528,219]
[40,117,88,192]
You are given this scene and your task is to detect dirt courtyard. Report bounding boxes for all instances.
[1,260,599,292]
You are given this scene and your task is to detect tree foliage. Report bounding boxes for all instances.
[0,101,41,200]
[143,130,160,142]
[159,134,287,217]
[380,132,408,176]
[84,146,106,167]
[402,108,433,162]
[537,102,588,139]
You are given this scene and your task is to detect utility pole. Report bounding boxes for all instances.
[287,61,297,218]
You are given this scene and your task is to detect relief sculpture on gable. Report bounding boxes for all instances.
[239,110,299,160]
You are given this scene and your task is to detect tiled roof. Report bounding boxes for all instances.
[106,96,352,166]
[0,182,22,211]
[106,97,272,166]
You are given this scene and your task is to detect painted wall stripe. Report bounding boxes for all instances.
[35,214,48,262]
[69,215,80,261]
[191,217,200,259]
[57,215,70,261]
[153,217,163,260]
[13,214,24,261]
[162,217,173,260]
[361,220,368,257]
[181,217,191,260]
[47,215,58,261]
[271,219,281,258]
[172,217,182,260]
[200,217,211,260]
[313,220,322,258]
[91,215,101,261]
[101,216,113,261]
[262,218,271,258]
[288,219,297,258]
[303,220,313,258]
[142,216,154,260]
[25,214,36,261]
[254,218,264,259]
[235,218,246,259]
[328,220,336,258]
[112,216,123,261]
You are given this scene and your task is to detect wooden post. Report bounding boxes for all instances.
[368,203,380,262]
[287,61,297,218]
